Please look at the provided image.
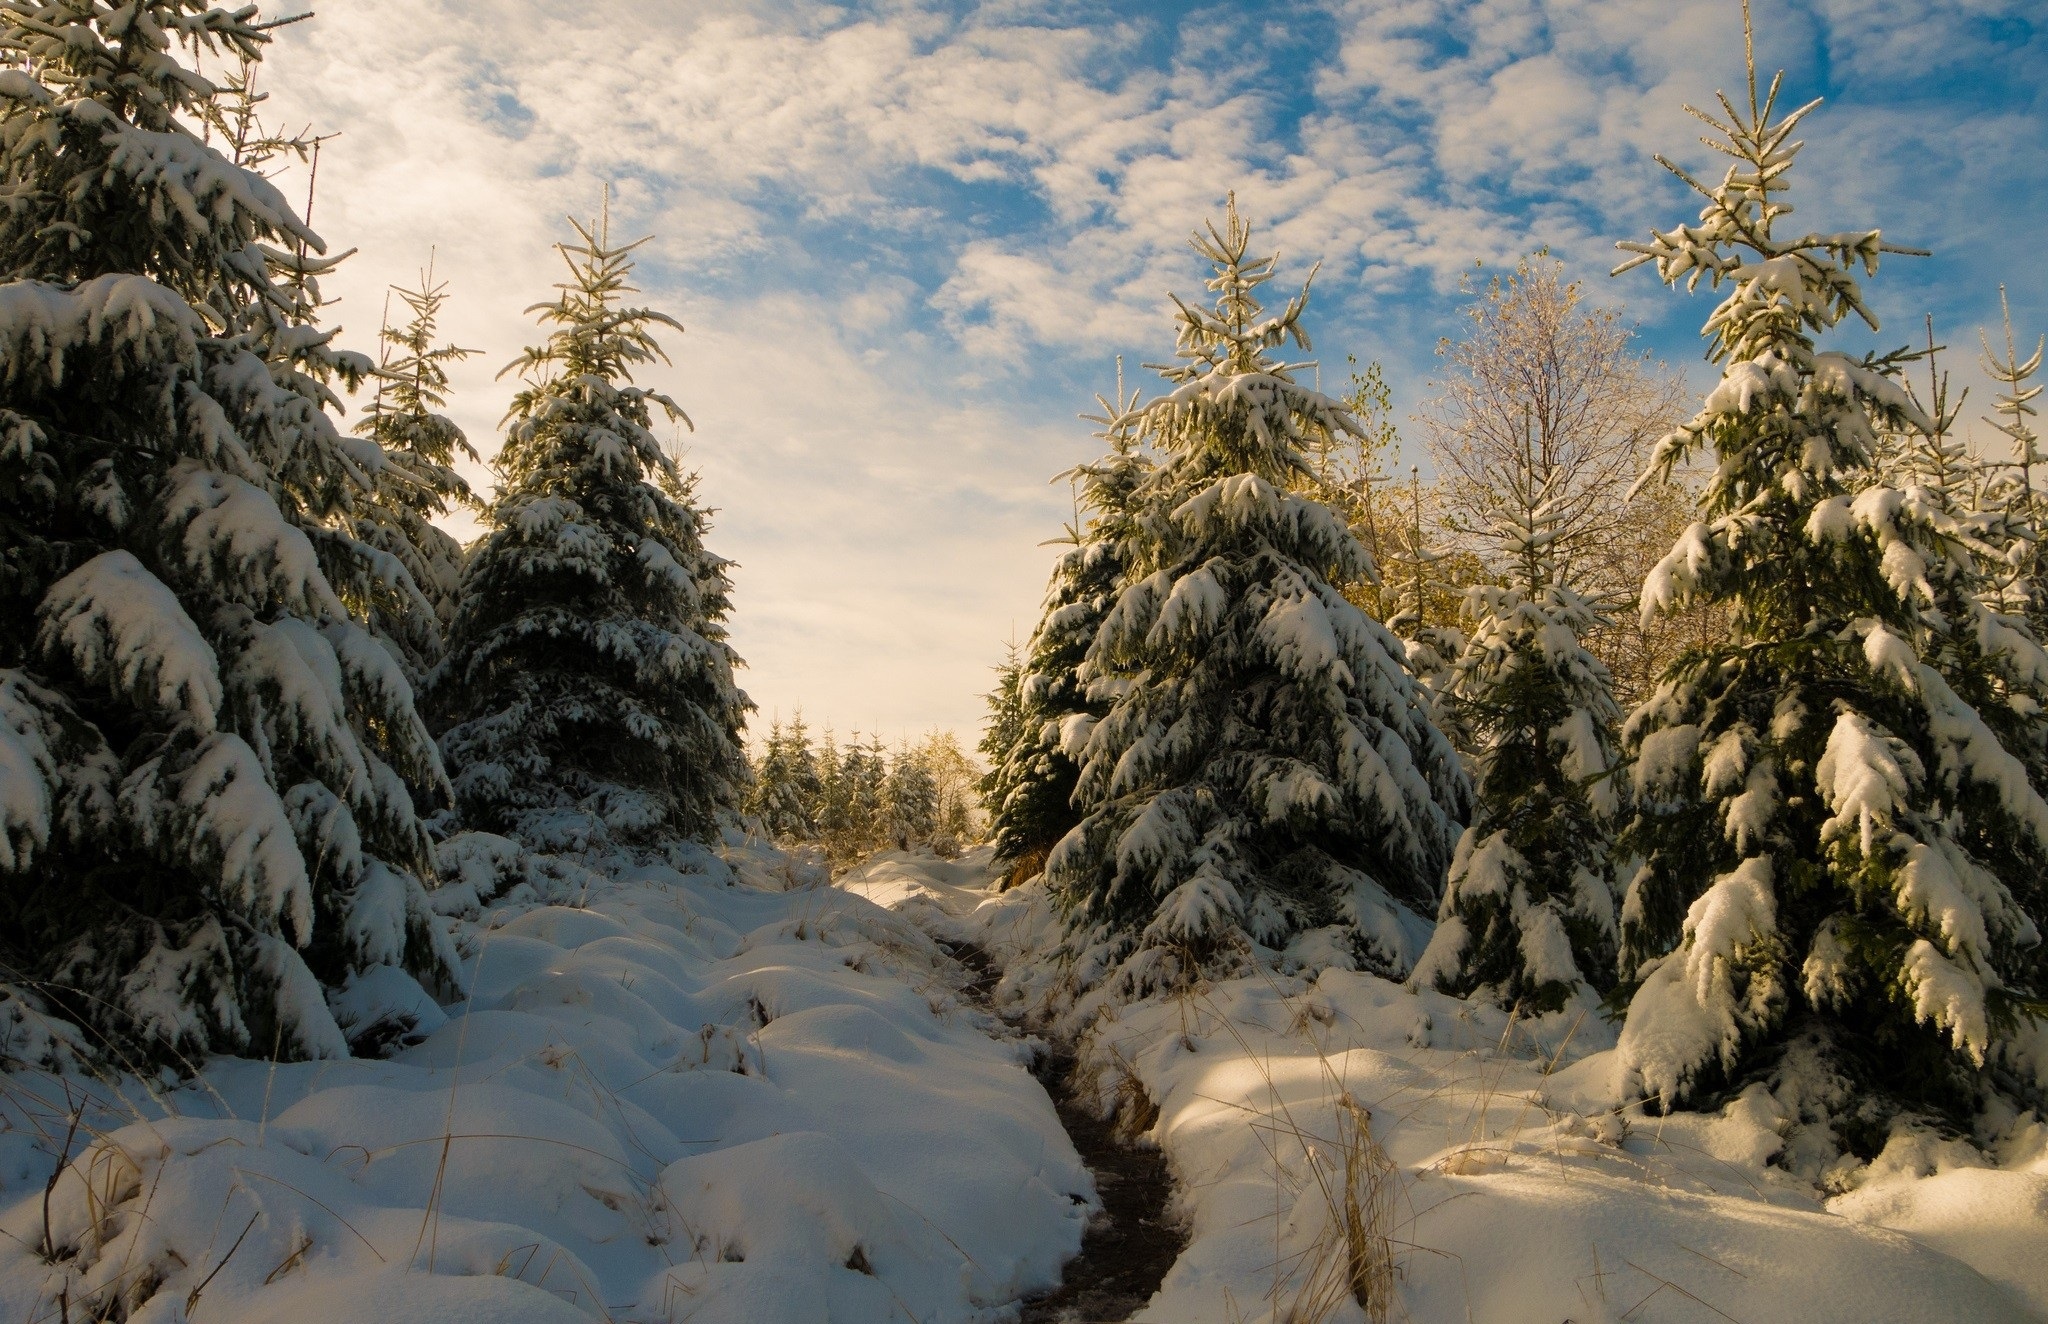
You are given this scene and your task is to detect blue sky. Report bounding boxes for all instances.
[264,0,2046,742]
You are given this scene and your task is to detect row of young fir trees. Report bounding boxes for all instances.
[982,75,2048,1141]
[747,717,978,862]
[0,2,749,1067]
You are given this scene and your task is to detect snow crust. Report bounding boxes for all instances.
[0,842,1089,1323]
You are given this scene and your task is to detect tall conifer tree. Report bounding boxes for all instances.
[985,384,1151,875]
[433,210,750,856]
[1412,489,1626,1013]
[1046,201,1467,995]
[0,0,459,1063]
[1611,49,2048,1126]
[352,264,479,675]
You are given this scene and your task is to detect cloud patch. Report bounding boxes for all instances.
[256,0,2046,737]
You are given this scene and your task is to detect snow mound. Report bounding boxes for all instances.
[862,854,2046,1324]
[0,841,1090,1322]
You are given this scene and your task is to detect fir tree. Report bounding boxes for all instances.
[977,642,1028,821]
[1610,53,2048,1128]
[815,733,888,862]
[746,719,788,835]
[1411,491,1625,1013]
[815,726,845,847]
[1045,200,1468,995]
[0,1,460,1063]
[351,261,480,675]
[884,742,938,850]
[849,735,888,846]
[985,378,1151,876]
[432,210,750,856]
[784,710,823,830]
[748,715,820,843]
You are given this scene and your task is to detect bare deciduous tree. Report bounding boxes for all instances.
[1423,254,1685,578]
[1420,254,1699,705]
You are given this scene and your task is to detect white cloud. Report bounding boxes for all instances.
[250,0,2045,741]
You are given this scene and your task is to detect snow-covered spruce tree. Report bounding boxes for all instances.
[747,714,819,843]
[1411,493,1625,1013]
[1880,329,2048,811]
[984,384,1151,878]
[1045,200,1469,994]
[814,727,845,842]
[884,743,938,850]
[431,215,750,856]
[745,719,793,838]
[351,265,479,675]
[1610,66,2048,1127]
[814,733,885,862]
[977,643,1028,812]
[0,1,461,1064]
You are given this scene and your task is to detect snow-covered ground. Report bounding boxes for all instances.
[0,842,1090,1323]
[846,849,2048,1324]
[6,840,2038,1324]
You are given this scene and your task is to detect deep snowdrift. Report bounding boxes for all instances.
[846,849,2048,1324]
[0,843,1090,1323]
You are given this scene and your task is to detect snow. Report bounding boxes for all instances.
[0,841,1090,1323]
[1901,938,1992,1062]
[0,670,73,870]
[1680,857,1777,1004]
[1833,1158,2048,1316]
[127,729,313,937]
[1260,592,1351,687]
[161,462,347,622]
[857,852,2046,1324]
[1147,562,1228,645]
[1816,711,1916,854]
[0,274,202,393]
[38,549,222,729]
[1631,722,1701,803]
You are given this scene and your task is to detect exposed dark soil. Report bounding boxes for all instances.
[1017,1049,1185,1323]
[938,942,1186,1324]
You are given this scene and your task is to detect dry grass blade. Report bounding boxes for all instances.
[1338,1099,1398,1324]
[186,1211,260,1314]
[39,1090,82,1262]
[1620,1258,1745,1324]
[1183,981,1412,1324]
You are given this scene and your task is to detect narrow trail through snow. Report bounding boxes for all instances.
[942,940,1185,1324]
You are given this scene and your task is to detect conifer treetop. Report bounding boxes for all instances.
[503,209,688,426]
[1613,48,1934,527]
[371,259,478,429]
[1128,195,1363,478]
[0,1,326,286]
[1613,59,1926,369]
[1981,287,2045,493]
